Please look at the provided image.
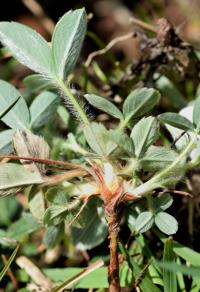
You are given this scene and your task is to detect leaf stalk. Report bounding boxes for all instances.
[58,80,90,125]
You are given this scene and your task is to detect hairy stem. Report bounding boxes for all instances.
[57,81,106,157]
[134,134,198,197]
[153,134,197,181]
[118,118,129,131]
[58,80,90,125]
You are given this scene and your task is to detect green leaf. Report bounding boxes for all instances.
[153,194,173,211]
[155,231,200,267]
[23,74,53,94]
[156,261,200,278]
[6,213,42,240]
[29,91,58,129]
[43,205,69,226]
[45,186,70,205]
[119,242,162,292]
[193,95,200,129]
[165,124,191,151]
[0,129,14,154]
[52,262,110,292]
[163,237,177,292]
[131,116,159,158]
[52,9,87,79]
[28,189,45,221]
[57,105,70,126]
[159,112,195,131]
[0,95,20,119]
[0,243,20,281]
[172,242,200,267]
[148,264,164,286]
[44,267,108,288]
[72,199,107,250]
[44,264,142,289]
[44,186,81,226]
[64,133,88,155]
[122,88,160,127]
[155,212,178,235]
[107,129,134,155]
[85,94,123,119]
[135,211,154,233]
[0,80,29,129]
[0,163,43,195]
[0,22,53,76]
[141,146,178,170]
[156,76,187,109]
[176,258,186,292]
[83,122,116,156]
[191,277,200,292]
[0,235,19,249]
[43,223,64,248]
[0,196,19,226]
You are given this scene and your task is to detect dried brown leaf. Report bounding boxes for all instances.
[13,130,50,175]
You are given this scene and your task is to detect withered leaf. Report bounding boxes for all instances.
[0,163,43,196]
[13,130,50,175]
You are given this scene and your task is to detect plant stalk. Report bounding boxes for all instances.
[107,212,120,292]
[105,195,122,292]
[58,80,90,125]
[133,134,198,197]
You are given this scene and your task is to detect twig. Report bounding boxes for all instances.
[43,169,87,185]
[0,155,87,171]
[134,261,151,289]
[52,260,104,292]
[22,0,55,34]
[85,32,134,67]
[159,189,192,197]
[171,131,187,149]
[129,17,157,33]
[66,199,88,227]
[16,256,54,291]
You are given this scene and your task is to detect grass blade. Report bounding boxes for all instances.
[163,237,177,292]
[0,243,20,281]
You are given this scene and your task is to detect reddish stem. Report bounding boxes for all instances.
[0,155,85,170]
[108,213,120,292]
[105,194,122,292]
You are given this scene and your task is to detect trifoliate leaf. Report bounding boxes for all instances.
[131,116,159,158]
